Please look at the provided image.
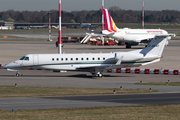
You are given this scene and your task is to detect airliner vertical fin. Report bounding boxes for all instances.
[103,9,118,32]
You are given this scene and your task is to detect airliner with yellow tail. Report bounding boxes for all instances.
[102,9,174,48]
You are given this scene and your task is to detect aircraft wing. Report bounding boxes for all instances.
[155,34,176,38]
[76,59,121,71]
[88,30,106,37]
[76,63,114,70]
[89,30,116,36]
[135,34,176,43]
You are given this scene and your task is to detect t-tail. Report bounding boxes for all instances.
[139,35,174,66]
[103,9,118,33]
[114,34,175,68]
[140,35,172,58]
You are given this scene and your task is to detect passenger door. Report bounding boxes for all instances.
[33,54,39,65]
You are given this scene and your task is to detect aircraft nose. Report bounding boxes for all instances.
[6,61,22,68]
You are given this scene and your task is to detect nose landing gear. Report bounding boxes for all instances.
[15,71,21,77]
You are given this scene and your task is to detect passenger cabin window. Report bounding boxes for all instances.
[81,58,83,60]
[76,58,78,60]
[92,58,95,60]
[61,58,63,61]
[103,58,105,60]
[57,58,59,61]
[86,58,89,60]
[98,58,100,60]
[52,58,54,61]
[71,58,73,61]
[66,58,68,61]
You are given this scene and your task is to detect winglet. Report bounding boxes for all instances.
[103,9,118,32]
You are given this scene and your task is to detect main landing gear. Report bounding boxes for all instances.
[92,72,104,78]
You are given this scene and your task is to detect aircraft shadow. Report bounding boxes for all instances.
[0,74,134,78]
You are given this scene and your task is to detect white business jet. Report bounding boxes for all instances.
[2,33,174,77]
[99,9,172,48]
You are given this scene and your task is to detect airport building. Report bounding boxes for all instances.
[0,20,14,30]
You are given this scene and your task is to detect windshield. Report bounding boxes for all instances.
[19,56,29,61]
[19,56,25,60]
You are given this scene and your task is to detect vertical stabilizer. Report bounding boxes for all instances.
[103,9,118,32]
[140,35,169,57]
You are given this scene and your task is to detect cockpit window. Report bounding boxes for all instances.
[24,57,29,61]
[19,56,25,60]
[19,56,29,61]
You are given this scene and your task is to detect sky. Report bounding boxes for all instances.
[1,0,180,12]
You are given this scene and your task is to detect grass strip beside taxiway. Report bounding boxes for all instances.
[0,86,158,98]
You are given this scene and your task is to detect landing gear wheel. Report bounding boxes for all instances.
[98,74,102,77]
[15,73,21,77]
[98,73,103,78]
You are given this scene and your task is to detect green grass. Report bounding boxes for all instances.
[0,105,180,120]
[0,29,58,34]
[0,27,95,34]
[0,86,158,98]
[135,82,180,86]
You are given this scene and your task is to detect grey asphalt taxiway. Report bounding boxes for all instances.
[0,39,180,110]
[1,93,180,110]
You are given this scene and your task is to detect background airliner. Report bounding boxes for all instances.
[2,34,174,77]
[92,9,174,48]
